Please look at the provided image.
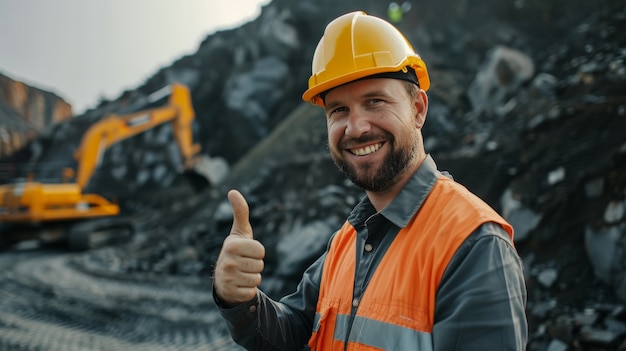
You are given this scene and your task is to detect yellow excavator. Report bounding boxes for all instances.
[0,83,226,249]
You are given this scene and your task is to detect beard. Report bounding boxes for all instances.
[330,133,417,192]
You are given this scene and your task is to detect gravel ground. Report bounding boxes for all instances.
[0,247,242,351]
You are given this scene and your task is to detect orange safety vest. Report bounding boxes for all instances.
[308,176,513,350]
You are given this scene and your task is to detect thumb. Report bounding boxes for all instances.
[228,189,253,239]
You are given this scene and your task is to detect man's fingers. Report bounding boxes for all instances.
[236,272,263,289]
[214,190,264,306]
[228,189,253,239]
[238,256,264,273]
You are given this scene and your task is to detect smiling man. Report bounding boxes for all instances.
[324,76,426,207]
[213,11,528,351]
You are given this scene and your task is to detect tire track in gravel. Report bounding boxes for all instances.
[0,250,243,350]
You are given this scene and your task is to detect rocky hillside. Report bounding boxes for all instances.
[1,0,625,350]
[0,73,72,160]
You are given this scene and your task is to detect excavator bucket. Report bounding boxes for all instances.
[184,154,230,190]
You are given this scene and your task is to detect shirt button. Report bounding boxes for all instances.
[352,298,360,307]
[364,243,373,252]
[248,305,257,313]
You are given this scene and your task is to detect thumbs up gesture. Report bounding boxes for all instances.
[214,190,266,306]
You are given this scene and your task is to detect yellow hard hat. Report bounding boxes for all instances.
[302,11,430,106]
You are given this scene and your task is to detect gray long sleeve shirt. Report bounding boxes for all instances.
[215,155,528,350]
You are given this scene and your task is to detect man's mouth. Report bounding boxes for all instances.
[350,142,383,156]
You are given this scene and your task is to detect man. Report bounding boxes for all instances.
[213,11,528,351]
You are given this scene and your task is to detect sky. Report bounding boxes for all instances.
[0,0,270,115]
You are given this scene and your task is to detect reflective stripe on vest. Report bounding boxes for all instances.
[313,312,434,349]
[308,176,513,351]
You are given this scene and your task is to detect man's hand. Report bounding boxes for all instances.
[214,190,265,306]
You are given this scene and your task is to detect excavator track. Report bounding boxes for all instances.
[66,217,135,251]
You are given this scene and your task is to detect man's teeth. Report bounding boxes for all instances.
[351,143,382,156]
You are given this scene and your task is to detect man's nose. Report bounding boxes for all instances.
[345,112,371,138]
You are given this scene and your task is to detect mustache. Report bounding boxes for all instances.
[339,133,392,149]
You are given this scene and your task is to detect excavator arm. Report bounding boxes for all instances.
[74,83,201,189]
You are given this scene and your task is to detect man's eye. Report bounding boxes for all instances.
[332,107,347,114]
[326,106,346,120]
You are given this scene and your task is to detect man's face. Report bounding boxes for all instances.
[323,78,424,192]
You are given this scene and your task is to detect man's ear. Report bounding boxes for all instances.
[414,90,428,128]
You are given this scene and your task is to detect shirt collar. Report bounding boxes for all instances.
[347,154,447,228]
[381,154,444,228]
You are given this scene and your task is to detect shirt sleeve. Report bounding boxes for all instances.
[214,252,325,350]
[433,222,528,351]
